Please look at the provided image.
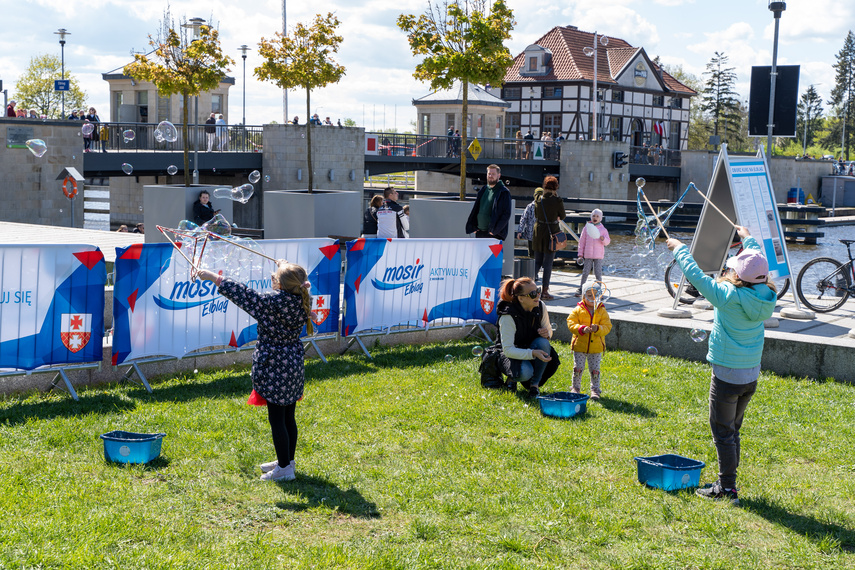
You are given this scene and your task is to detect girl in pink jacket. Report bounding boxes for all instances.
[576,208,611,296]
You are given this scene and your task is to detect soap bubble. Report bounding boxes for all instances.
[25,139,47,157]
[212,167,216,172]
[637,267,654,280]
[636,177,646,188]
[201,213,232,237]
[472,346,483,357]
[121,163,133,175]
[248,170,261,184]
[122,129,135,142]
[177,220,198,232]
[690,329,708,343]
[59,209,63,213]
[81,123,94,136]
[445,354,454,363]
[193,369,198,374]
[167,165,178,175]
[646,346,658,357]
[629,253,645,265]
[154,130,164,143]
[213,183,254,204]
[155,121,178,143]
[551,322,557,331]
[605,264,617,274]
[264,175,271,183]
[72,155,76,160]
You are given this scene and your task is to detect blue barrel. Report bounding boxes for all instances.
[787,188,804,204]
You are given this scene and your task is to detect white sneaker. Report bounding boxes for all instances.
[260,459,278,473]
[260,463,295,482]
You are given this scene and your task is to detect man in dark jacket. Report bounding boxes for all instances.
[205,113,217,152]
[465,164,512,241]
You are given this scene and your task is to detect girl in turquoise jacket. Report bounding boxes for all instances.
[667,226,777,506]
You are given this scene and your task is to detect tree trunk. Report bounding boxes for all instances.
[182,92,190,187]
[459,80,469,200]
[306,89,313,194]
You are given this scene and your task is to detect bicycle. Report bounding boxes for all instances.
[664,244,790,305]
[795,238,855,313]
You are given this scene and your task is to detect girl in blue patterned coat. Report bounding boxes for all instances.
[199,261,314,482]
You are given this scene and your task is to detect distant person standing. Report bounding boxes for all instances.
[205,113,217,152]
[524,130,534,159]
[85,108,101,152]
[465,164,511,241]
[291,116,299,125]
[6,100,16,118]
[362,194,384,238]
[447,127,454,157]
[376,187,409,238]
[216,114,228,150]
[515,130,523,159]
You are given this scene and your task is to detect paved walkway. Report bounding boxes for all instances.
[0,222,143,263]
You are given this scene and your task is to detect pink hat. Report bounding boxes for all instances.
[726,250,769,284]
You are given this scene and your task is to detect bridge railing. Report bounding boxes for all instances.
[628,145,681,167]
[92,122,264,153]
[366,132,562,161]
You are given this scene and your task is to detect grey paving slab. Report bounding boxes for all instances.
[0,221,144,263]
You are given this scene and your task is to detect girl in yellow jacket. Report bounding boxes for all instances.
[566,283,612,400]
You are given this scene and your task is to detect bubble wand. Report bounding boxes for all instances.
[636,178,671,240]
[156,224,202,277]
[203,231,279,263]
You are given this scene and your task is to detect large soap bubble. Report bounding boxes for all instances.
[155,121,178,143]
[213,183,254,204]
[248,170,261,184]
[81,123,94,136]
[472,346,483,357]
[690,329,708,343]
[201,213,232,237]
[121,163,133,175]
[636,177,646,189]
[177,220,199,232]
[167,165,178,175]
[122,129,135,142]
[25,139,47,157]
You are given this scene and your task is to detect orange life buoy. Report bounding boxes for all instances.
[62,176,78,199]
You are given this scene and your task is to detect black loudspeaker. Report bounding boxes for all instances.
[748,65,800,137]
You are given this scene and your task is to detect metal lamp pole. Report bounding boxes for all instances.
[766,1,786,158]
[183,18,205,184]
[54,28,70,118]
[584,33,608,141]
[239,45,250,152]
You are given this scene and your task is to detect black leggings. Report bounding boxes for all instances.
[267,402,297,466]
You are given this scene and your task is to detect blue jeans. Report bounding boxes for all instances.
[515,337,551,387]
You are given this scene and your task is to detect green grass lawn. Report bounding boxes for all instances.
[1,341,854,569]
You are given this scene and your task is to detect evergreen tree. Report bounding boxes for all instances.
[797,85,824,155]
[828,30,855,160]
[700,52,742,148]
[14,54,87,119]
[662,64,709,150]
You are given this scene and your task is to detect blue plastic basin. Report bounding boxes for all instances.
[100,431,165,464]
[634,454,705,491]
[537,392,590,419]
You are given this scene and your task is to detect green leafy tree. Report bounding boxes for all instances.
[343,118,358,127]
[124,13,234,186]
[13,54,87,119]
[398,0,515,199]
[797,85,824,155]
[255,13,346,194]
[662,64,708,150]
[700,52,743,150]
[828,30,855,159]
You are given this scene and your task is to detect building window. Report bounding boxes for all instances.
[612,90,624,103]
[671,97,683,109]
[495,115,502,138]
[652,94,665,107]
[157,92,170,123]
[420,113,430,135]
[113,92,123,121]
[528,56,538,72]
[446,113,456,132]
[136,91,148,123]
[503,87,521,99]
[505,112,520,138]
[543,86,562,98]
[541,113,562,136]
[609,117,622,141]
[211,94,222,114]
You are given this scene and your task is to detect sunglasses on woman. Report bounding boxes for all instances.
[521,287,541,299]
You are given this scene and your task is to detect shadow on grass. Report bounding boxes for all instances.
[275,474,380,519]
[0,393,137,426]
[102,455,172,471]
[741,496,855,552]
[599,396,657,418]
[134,374,250,403]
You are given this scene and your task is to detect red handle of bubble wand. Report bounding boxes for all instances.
[639,191,670,240]
[694,188,738,229]
[156,224,201,274]
[202,230,279,263]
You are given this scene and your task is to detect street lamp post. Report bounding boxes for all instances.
[584,32,609,141]
[183,17,205,184]
[766,1,786,158]
[239,45,250,152]
[54,28,70,118]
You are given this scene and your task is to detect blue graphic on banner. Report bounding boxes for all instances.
[342,238,502,336]
[0,246,106,370]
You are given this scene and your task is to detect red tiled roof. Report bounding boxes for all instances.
[504,26,696,95]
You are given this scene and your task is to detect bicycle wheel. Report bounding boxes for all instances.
[664,260,700,304]
[796,257,851,313]
[772,275,790,301]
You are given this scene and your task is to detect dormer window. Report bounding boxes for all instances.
[520,44,552,77]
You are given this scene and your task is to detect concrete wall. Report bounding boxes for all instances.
[415,170,478,194]
[0,118,86,227]
[681,151,835,203]
[261,125,365,192]
[559,140,630,201]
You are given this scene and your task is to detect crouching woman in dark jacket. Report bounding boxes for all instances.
[494,277,560,396]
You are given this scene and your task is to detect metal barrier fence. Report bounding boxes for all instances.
[367,132,562,161]
[628,145,681,167]
[91,122,264,153]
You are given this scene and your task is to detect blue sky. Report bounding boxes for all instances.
[1,0,850,131]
